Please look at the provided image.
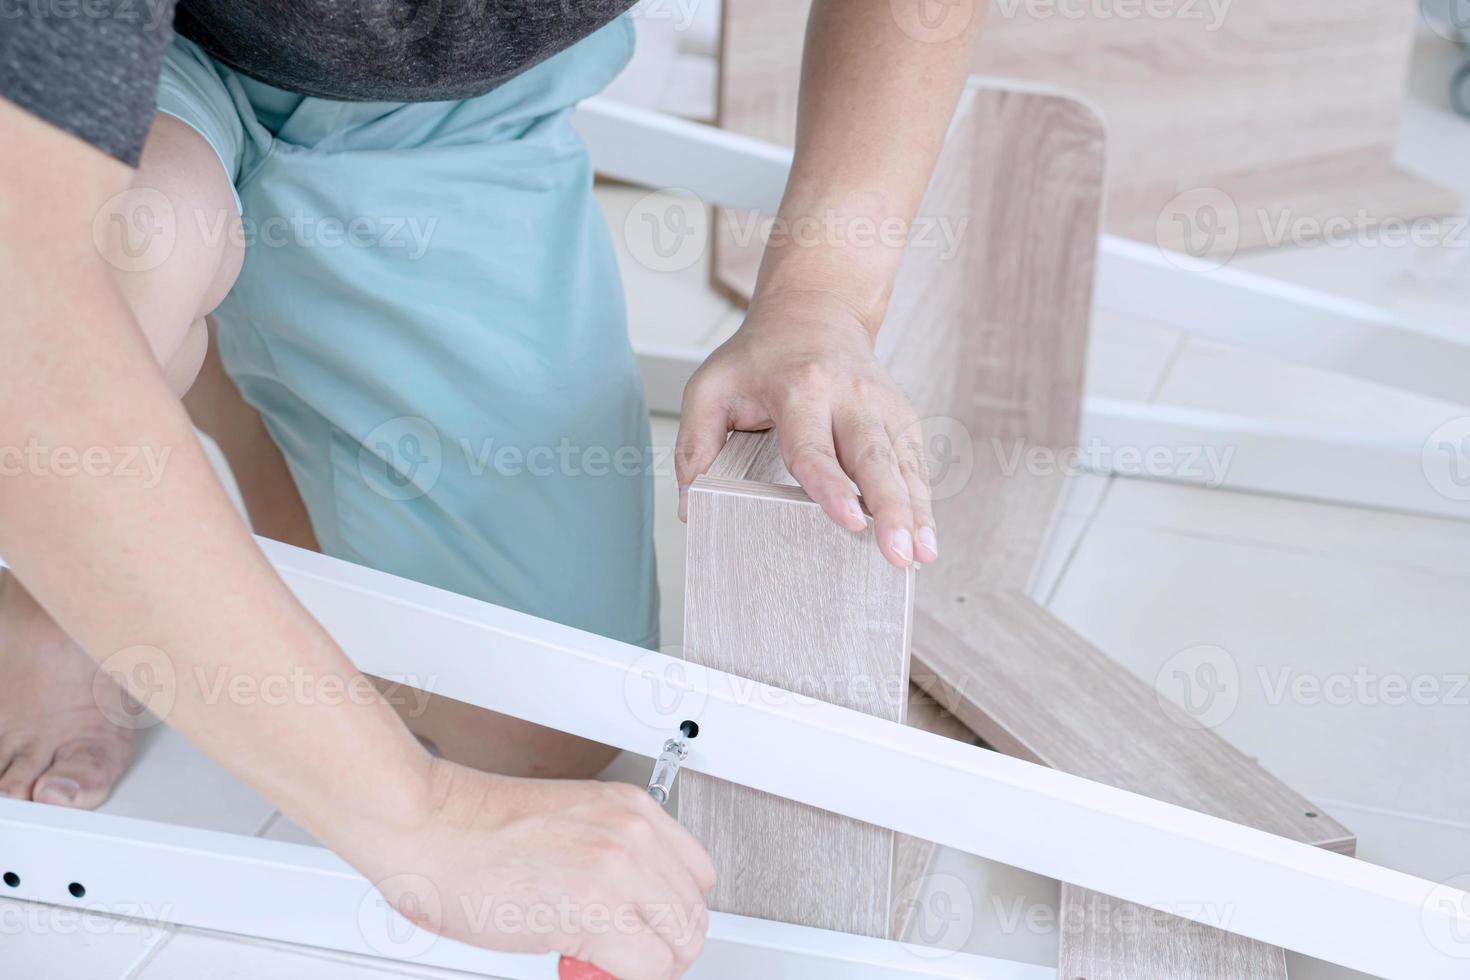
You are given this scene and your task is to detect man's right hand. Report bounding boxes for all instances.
[351,759,715,980]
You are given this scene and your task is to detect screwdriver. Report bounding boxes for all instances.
[558,721,698,980]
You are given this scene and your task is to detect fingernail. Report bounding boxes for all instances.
[917,526,938,559]
[36,777,80,804]
[892,528,914,563]
[846,498,865,525]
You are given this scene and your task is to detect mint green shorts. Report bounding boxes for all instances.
[157,20,659,649]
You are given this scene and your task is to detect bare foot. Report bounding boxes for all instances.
[0,571,137,808]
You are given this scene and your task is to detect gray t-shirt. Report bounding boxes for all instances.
[0,0,636,166]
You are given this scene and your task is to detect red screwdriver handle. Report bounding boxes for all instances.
[558,955,617,980]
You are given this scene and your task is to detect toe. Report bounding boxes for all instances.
[34,738,128,809]
[0,740,48,799]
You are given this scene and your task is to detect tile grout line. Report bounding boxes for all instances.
[1086,511,1470,582]
[1036,476,1116,608]
[118,924,176,980]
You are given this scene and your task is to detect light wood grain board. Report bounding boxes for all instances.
[712,0,1454,303]
[695,76,1360,975]
[681,476,915,937]
[1057,886,1289,980]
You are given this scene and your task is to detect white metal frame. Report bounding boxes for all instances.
[573,97,1470,521]
[3,540,1464,979]
[6,95,1466,980]
[0,796,1041,980]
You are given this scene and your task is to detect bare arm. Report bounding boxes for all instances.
[0,99,711,979]
[675,0,983,567]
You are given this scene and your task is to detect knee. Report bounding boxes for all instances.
[93,114,243,389]
[162,319,209,397]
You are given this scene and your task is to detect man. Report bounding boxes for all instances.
[0,1,976,976]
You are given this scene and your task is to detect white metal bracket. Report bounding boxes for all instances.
[2,541,1461,979]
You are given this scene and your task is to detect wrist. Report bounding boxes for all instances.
[751,265,892,341]
[282,683,439,860]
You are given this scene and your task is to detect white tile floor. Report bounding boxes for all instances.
[14,28,1470,980]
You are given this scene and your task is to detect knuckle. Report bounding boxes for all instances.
[857,441,897,470]
[783,365,832,405]
[607,781,647,804]
[787,440,837,468]
[896,445,928,479]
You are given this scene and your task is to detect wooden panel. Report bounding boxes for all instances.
[891,687,978,940]
[690,77,1359,974]
[910,599,1353,854]
[1058,886,1288,980]
[713,0,1454,302]
[681,475,914,937]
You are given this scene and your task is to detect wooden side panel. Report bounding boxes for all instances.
[1058,887,1288,980]
[910,599,1353,853]
[681,477,914,937]
[713,0,1452,301]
